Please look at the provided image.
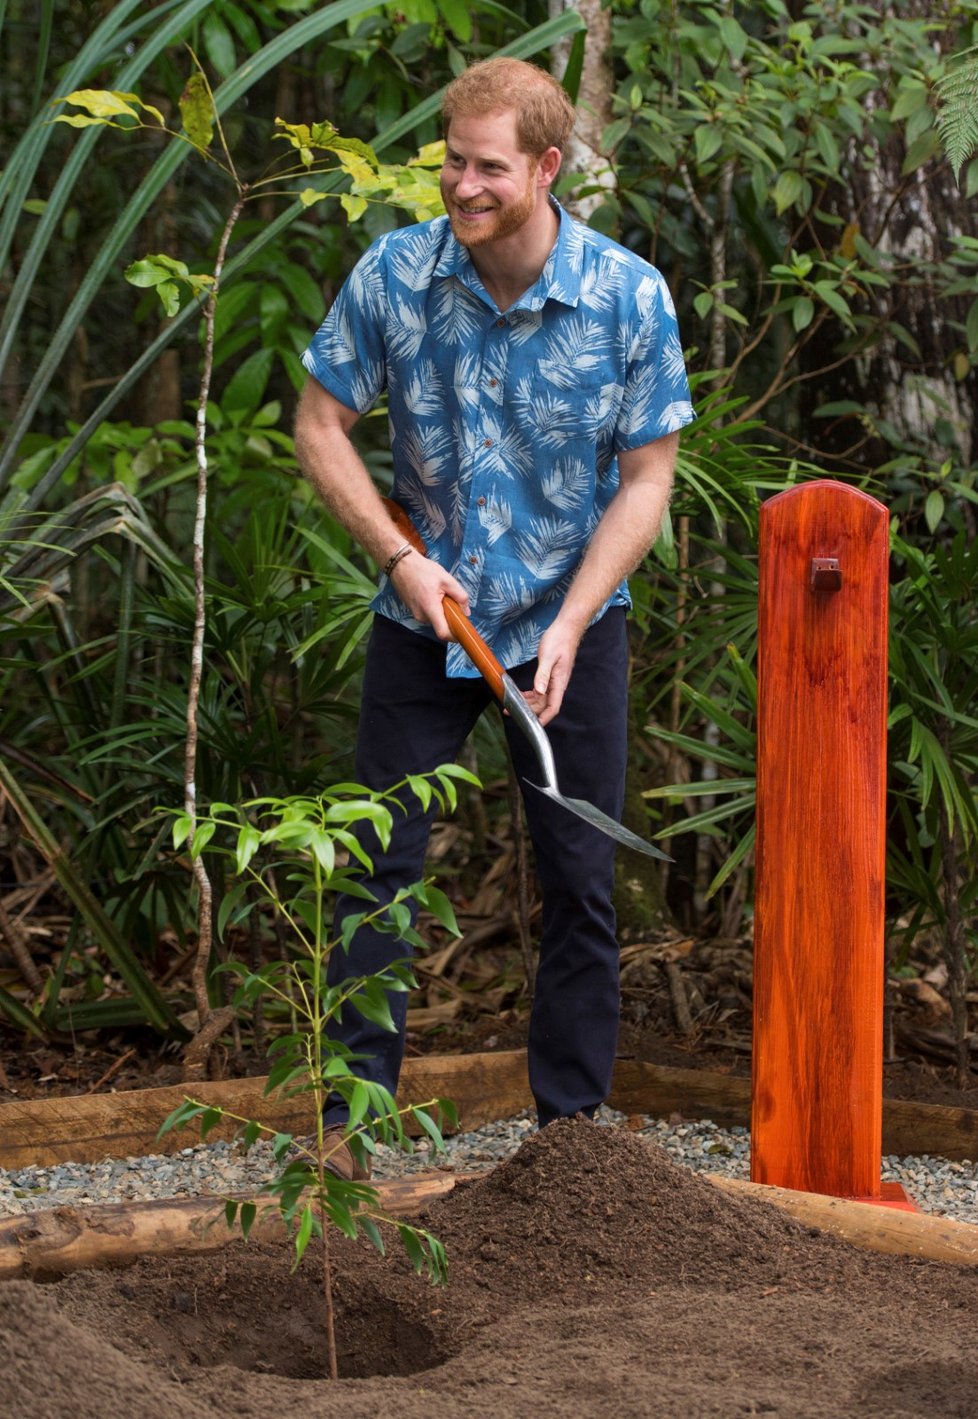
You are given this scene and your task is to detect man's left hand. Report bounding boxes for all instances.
[523,617,583,727]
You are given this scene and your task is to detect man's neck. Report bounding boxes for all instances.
[468,199,560,313]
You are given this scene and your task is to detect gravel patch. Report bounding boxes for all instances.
[1,1110,976,1225]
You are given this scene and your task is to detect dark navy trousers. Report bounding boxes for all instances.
[324,608,629,1128]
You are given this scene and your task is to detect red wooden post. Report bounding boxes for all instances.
[751,481,889,1199]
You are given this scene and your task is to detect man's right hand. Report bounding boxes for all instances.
[389,552,470,641]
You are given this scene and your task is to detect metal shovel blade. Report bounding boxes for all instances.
[525,780,673,860]
[499,677,672,860]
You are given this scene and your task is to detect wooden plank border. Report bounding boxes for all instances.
[0,1051,975,1169]
[2,1167,976,1281]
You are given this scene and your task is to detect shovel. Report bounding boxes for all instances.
[383,500,671,860]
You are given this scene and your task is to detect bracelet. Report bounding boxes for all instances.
[382,542,413,578]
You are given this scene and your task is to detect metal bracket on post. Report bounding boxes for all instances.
[810,556,842,592]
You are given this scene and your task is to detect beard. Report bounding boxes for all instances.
[443,170,538,249]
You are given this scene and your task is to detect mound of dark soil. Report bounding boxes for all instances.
[3,1118,977,1419]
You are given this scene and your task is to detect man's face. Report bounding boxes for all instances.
[440,109,541,249]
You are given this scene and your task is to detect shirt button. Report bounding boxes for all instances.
[469,555,478,566]
[488,378,498,388]
[483,438,493,448]
[477,496,486,506]
[496,318,505,328]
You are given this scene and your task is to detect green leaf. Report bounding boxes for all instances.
[965,298,978,354]
[200,1106,224,1139]
[773,170,804,215]
[693,290,714,320]
[225,1199,238,1228]
[125,254,191,288]
[901,128,941,175]
[924,489,944,534]
[191,819,217,857]
[719,15,748,59]
[235,825,261,874]
[222,346,276,415]
[359,1214,386,1256]
[694,126,723,165]
[792,296,815,332]
[202,13,238,79]
[436,0,472,42]
[397,1223,426,1274]
[813,281,853,325]
[891,82,929,122]
[239,1201,257,1239]
[55,89,141,121]
[179,71,215,150]
[294,1203,315,1263]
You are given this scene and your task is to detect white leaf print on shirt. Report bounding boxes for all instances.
[481,570,537,623]
[478,496,512,545]
[513,515,581,580]
[347,248,385,311]
[389,240,441,295]
[661,330,689,387]
[432,279,483,346]
[635,273,666,326]
[324,311,358,366]
[401,423,453,486]
[581,382,624,437]
[403,359,445,417]
[538,316,612,388]
[541,458,591,512]
[482,413,533,479]
[388,298,428,362]
[402,485,447,543]
[578,263,620,313]
[511,377,580,448]
[453,351,482,412]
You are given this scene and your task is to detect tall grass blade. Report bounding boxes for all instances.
[0,759,185,1034]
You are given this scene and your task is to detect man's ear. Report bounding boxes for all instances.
[536,144,563,189]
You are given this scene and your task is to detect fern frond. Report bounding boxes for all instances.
[935,45,978,181]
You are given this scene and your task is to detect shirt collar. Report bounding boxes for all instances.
[433,197,582,313]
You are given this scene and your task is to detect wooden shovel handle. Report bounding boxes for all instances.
[382,499,506,701]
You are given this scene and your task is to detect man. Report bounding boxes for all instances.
[295,57,694,1177]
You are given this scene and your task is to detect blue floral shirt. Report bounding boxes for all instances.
[301,201,695,678]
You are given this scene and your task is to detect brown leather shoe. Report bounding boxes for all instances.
[321,1125,372,1182]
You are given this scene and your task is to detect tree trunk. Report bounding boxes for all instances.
[549,0,617,221]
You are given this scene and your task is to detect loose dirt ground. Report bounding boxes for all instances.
[3,1118,977,1418]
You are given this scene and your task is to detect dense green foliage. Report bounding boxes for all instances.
[0,0,974,1055]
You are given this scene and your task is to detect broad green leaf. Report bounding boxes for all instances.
[235,824,262,874]
[202,12,238,79]
[179,71,215,150]
[55,89,141,121]
[792,296,815,332]
[436,0,472,42]
[694,125,723,165]
[924,489,944,534]
[694,290,714,320]
[773,170,804,215]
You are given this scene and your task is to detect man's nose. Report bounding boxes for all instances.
[455,165,482,198]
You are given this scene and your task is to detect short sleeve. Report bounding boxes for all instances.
[614,271,695,452]
[300,238,390,414]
